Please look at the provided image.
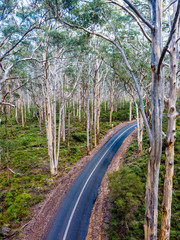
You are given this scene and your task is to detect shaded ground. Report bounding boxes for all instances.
[11,121,136,240]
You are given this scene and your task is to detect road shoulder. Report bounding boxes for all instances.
[86,129,137,240]
[17,121,136,240]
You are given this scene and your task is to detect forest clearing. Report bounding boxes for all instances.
[0,1,180,240]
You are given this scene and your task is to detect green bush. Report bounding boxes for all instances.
[3,193,31,222]
[112,110,129,122]
[107,167,145,240]
[72,132,87,142]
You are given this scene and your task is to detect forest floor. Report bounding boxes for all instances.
[10,120,136,240]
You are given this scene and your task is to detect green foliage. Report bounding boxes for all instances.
[65,0,105,27]
[112,110,129,122]
[108,167,145,240]
[72,132,87,142]
[62,0,78,10]
[3,193,31,222]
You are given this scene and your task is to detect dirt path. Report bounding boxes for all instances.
[16,121,136,240]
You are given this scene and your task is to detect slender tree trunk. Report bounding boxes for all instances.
[7,149,11,181]
[20,91,24,128]
[73,97,75,118]
[146,94,148,118]
[78,88,82,122]
[145,1,163,239]
[96,77,100,145]
[61,77,66,142]
[129,100,132,121]
[90,96,93,150]
[67,100,71,151]
[10,91,13,136]
[135,102,140,151]
[39,108,42,132]
[86,88,90,155]
[43,48,57,175]
[24,102,26,123]
[4,106,8,140]
[93,79,97,147]
[56,97,62,161]
[139,111,143,153]
[159,3,179,239]
[109,83,114,125]
[52,72,57,172]
[15,99,19,124]
[27,94,30,114]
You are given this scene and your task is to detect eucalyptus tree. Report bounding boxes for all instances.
[44,0,180,239]
[159,2,180,239]
[0,0,46,106]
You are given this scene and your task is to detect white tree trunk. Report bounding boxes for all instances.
[86,88,90,154]
[159,3,179,238]
[129,100,132,121]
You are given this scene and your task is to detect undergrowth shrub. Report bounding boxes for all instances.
[108,167,145,240]
[3,193,31,222]
[72,132,87,142]
[107,118,180,239]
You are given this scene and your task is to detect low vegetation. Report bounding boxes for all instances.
[107,118,180,240]
[0,103,132,236]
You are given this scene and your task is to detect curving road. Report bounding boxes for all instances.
[46,122,137,240]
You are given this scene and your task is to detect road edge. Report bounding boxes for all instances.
[18,121,136,240]
[86,129,137,240]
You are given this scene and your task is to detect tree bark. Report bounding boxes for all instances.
[109,82,114,125]
[96,74,100,145]
[129,100,132,121]
[145,1,163,239]
[86,88,90,155]
[159,3,179,239]
[62,77,66,142]
[15,98,19,124]
[93,78,97,147]
[139,110,143,153]
[10,91,13,136]
[67,99,71,151]
[20,90,24,128]
[43,48,57,176]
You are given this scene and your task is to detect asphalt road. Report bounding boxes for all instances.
[46,122,137,240]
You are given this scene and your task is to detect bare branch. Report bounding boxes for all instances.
[0,58,41,85]
[3,82,28,101]
[0,32,13,49]
[121,0,154,30]
[0,102,16,107]
[0,25,42,62]
[157,0,180,75]
[176,37,180,43]
[163,0,177,12]
[108,1,152,42]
